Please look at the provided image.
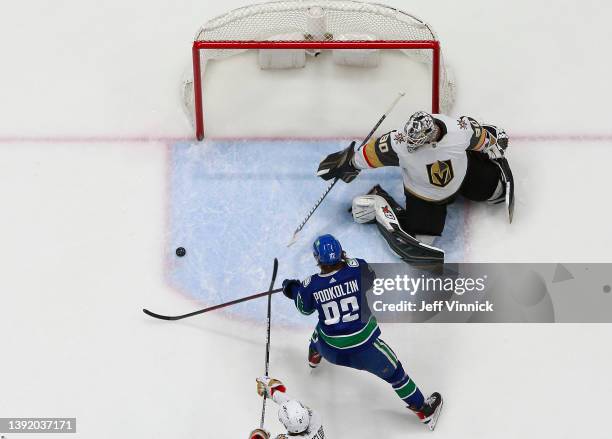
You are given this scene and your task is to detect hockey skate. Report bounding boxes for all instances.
[308,346,322,369]
[410,392,443,431]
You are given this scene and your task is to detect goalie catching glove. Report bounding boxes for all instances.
[316,141,360,183]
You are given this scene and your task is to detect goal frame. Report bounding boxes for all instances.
[191,40,441,141]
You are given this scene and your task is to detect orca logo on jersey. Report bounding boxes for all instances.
[346,258,359,268]
[427,159,454,188]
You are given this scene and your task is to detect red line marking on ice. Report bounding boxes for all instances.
[512,134,612,142]
[0,135,349,143]
[1,133,612,144]
[0,135,192,144]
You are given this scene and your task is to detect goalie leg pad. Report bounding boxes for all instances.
[415,234,437,246]
[351,194,385,224]
[377,222,444,264]
[352,191,444,263]
[487,179,506,204]
[375,201,444,263]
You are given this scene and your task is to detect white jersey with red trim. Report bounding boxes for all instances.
[353,114,490,202]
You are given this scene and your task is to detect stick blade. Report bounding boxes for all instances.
[143,308,179,321]
[271,257,279,283]
[287,230,299,247]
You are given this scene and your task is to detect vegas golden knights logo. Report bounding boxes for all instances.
[426,160,454,187]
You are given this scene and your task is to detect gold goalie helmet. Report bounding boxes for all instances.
[403,111,440,151]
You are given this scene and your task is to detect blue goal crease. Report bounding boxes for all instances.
[166,140,467,326]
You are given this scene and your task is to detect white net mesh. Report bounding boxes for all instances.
[185,0,456,132]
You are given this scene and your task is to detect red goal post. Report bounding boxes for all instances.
[191,40,442,141]
[186,0,455,141]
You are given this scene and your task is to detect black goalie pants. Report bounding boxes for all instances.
[378,151,503,236]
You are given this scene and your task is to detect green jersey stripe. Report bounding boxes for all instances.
[374,340,398,368]
[377,339,397,357]
[395,379,417,399]
[317,317,379,350]
[375,339,399,365]
[296,293,315,316]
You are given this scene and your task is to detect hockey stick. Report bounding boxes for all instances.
[260,258,279,429]
[287,91,406,246]
[499,157,515,223]
[142,286,282,321]
[492,157,515,223]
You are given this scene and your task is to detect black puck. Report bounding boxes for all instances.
[175,247,186,257]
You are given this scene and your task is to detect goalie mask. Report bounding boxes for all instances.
[278,400,311,434]
[403,111,440,151]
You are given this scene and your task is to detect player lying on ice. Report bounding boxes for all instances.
[317,111,511,263]
[281,234,443,431]
[249,377,325,439]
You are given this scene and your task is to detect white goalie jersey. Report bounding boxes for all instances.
[353,114,496,202]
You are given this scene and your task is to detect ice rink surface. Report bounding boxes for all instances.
[168,139,467,327]
[1,0,612,438]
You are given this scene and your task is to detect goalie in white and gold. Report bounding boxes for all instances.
[317,111,511,262]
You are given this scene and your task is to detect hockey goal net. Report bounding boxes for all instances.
[184,0,455,140]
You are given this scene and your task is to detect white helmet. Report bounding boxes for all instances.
[403,111,440,150]
[278,400,311,434]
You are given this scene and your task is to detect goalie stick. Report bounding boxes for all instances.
[492,157,515,223]
[500,157,515,223]
[287,91,406,246]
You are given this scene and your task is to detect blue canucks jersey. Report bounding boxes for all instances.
[289,258,380,351]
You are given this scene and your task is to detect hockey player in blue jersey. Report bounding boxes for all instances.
[282,234,443,430]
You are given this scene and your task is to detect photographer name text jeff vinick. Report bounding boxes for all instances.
[373,300,494,313]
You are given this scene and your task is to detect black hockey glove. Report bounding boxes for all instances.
[317,141,360,183]
[282,279,301,299]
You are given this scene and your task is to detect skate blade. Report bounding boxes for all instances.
[427,399,443,431]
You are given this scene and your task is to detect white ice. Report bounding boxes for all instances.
[1,1,612,438]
